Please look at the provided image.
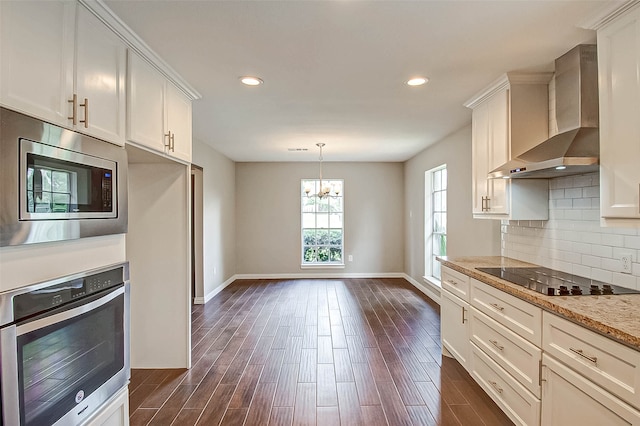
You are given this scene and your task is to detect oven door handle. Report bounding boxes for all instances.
[16,285,125,336]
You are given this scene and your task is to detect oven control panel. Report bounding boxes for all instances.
[11,266,125,322]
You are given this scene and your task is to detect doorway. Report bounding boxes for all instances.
[191,165,204,304]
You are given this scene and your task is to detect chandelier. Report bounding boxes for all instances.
[304,143,340,199]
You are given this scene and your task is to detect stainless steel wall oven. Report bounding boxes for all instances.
[0,107,128,247]
[0,263,130,425]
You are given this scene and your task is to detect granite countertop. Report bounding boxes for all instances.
[438,256,640,351]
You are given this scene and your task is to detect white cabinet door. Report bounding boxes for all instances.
[542,354,640,426]
[471,88,509,217]
[441,290,470,369]
[85,387,129,426]
[127,51,166,152]
[75,5,126,145]
[599,5,640,220]
[127,51,192,162]
[472,100,491,215]
[0,0,74,125]
[166,82,192,163]
[486,89,509,214]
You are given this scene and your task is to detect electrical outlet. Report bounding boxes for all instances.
[621,254,633,274]
[348,255,353,262]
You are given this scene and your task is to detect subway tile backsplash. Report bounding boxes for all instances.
[501,172,640,289]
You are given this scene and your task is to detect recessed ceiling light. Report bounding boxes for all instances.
[240,76,263,86]
[407,77,428,86]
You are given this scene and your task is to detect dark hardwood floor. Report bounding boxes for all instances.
[128,278,513,425]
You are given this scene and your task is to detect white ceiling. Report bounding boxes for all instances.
[104,0,612,163]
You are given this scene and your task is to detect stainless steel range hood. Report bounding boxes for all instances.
[489,45,599,179]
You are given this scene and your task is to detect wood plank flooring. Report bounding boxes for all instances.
[129,278,513,425]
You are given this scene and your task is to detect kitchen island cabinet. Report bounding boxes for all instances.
[598,3,640,225]
[0,0,126,145]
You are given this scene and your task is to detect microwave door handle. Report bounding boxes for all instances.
[15,285,125,336]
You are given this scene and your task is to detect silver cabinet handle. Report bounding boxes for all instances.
[170,132,175,152]
[481,196,491,212]
[68,94,78,125]
[165,131,172,150]
[489,380,503,394]
[79,97,88,128]
[489,303,504,312]
[447,279,458,286]
[569,347,597,365]
[489,339,504,351]
[461,306,467,324]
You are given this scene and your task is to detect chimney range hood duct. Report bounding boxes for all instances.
[489,45,599,179]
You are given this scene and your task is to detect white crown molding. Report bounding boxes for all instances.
[464,72,553,109]
[580,0,640,30]
[79,0,202,101]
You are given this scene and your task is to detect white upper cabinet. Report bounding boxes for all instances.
[598,4,640,223]
[466,73,551,220]
[128,51,192,163]
[0,1,126,145]
[74,5,127,145]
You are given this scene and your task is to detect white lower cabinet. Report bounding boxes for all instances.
[470,307,541,397]
[441,289,470,369]
[542,354,640,426]
[440,266,640,425]
[471,343,541,426]
[84,386,129,426]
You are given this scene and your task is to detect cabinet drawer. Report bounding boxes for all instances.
[542,354,640,426]
[441,266,470,302]
[471,307,542,397]
[471,343,541,426]
[543,312,640,408]
[471,278,542,346]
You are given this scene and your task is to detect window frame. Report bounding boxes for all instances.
[300,178,344,268]
[424,164,447,283]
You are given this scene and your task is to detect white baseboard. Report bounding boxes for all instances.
[403,274,441,305]
[234,272,406,280]
[193,274,238,305]
[195,272,441,306]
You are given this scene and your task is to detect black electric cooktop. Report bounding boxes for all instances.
[476,267,640,296]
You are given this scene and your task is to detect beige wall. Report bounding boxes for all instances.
[235,162,404,275]
[193,139,236,296]
[127,160,191,368]
[404,125,501,283]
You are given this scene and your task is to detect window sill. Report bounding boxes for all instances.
[300,264,345,269]
[422,275,442,289]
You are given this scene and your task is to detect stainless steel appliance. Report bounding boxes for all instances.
[477,266,640,296]
[489,44,600,179]
[0,263,130,425]
[0,107,128,247]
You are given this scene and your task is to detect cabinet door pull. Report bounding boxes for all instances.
[447,279,458,286]
[170,133,175,152]
[461,306,467,324]
[485,197,491,211]
[481,196,487,212]
[68,94,78,125]
[79,98,89,128]
[569,347,597,365]
[489,339,504,351]
[165,131,172,150]
[489,303,504,312]
[489,380,503,394]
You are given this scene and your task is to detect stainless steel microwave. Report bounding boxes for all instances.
[0,107,128,246]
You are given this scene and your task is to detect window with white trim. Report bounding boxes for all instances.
[425,165,447,281]
[301,179,343,265]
